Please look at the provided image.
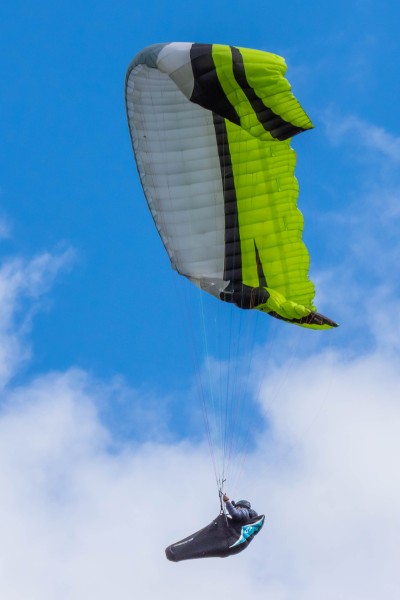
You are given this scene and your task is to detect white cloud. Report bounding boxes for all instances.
[0,245,399,599]
[0,248,75,390]
[1,344,400,599]
[256,349,400,600]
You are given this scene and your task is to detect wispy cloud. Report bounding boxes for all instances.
[311,112,400,349]
[323,112,400,164]
[0,214,12,239]
[0,248,75,390]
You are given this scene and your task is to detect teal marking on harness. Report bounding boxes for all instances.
[229,517,264,548]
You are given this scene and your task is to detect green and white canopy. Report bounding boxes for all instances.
[125,42,336,329]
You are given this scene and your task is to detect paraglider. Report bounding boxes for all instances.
[125,42,337,560]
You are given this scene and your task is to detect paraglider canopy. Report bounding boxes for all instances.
[125,42,337,330]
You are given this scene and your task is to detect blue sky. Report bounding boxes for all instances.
[3,0,398,388]
[1,1,400,598]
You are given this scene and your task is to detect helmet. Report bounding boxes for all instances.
[235,500,251,510]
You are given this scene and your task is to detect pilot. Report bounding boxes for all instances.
[223,494,258,522]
